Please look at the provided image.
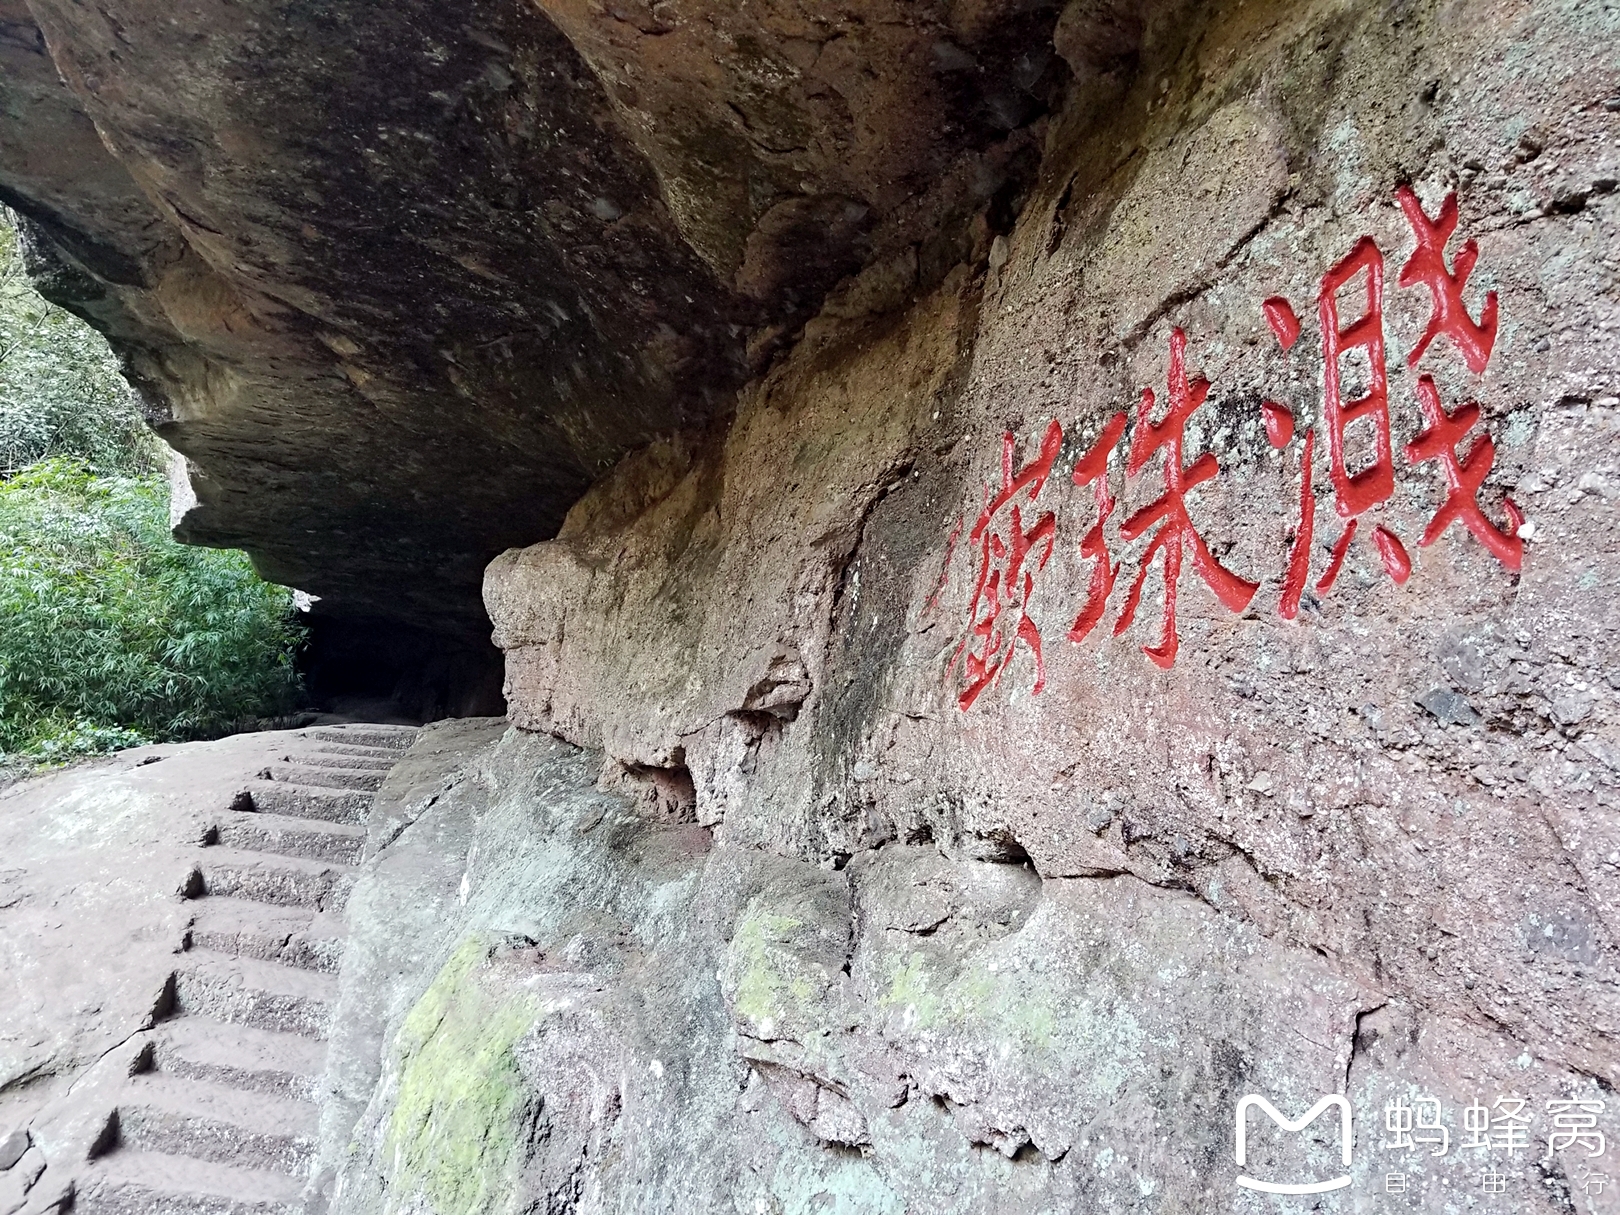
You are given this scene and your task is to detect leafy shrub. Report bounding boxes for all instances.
[0,459,305,761]
[0,211,160,475]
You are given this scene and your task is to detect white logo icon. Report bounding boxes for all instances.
[1235,1094,1354,1194]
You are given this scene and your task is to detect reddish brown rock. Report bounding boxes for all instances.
[481,0,1620,1205]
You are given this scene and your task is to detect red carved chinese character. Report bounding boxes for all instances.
[1373,524,1412,582]
[1259,295,1318,618]
[1113,329,1259,668]
[1317,237,1411,589]
[1261,399,1296,447]
[1396,186,1499,374]
[1317,515,1356,591]
[1320,237,1394,519]
[1280,427,1319,612]
[1263,393,1317,619]
[1067,411,1127,644]
[1405,375,1524,570]
[956,420,1063,709]
[1263,296,1302,351]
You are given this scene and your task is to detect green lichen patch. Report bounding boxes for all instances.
[383,936,540,1215]
[878,952,942,1032]
[881,946,1142,1079]
[725,910,814,1032]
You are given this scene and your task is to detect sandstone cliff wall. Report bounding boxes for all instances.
[1,0,1617,1209]
[445,0,1620,1207]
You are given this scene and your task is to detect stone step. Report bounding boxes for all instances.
[298,753,395,772]
[196,850,353,912]
[174,950,337,1039]
[307,744,408,765]
[307,726,416,750]
[213,812,367,867]
[266,762,384,791]
[115,1075,317,1175]
[240,782,373,825]
[186,897,345,974]
[153,1017,326,1103]
[74,1151,303,1215]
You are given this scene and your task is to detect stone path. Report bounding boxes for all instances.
[70,726,417,1215]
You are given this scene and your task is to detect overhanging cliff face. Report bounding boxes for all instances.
[2,0,1619,1209]
[1,0,1083,644]
[462,0,1620,1206]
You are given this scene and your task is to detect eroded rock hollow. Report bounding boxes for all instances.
[2,0,1619,1210]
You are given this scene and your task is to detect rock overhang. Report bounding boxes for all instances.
[0,0,1108,646]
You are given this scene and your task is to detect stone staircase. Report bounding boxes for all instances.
[71,725,417,1215]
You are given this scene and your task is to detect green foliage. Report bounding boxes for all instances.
[0,459,305,761]
[0,210,160,475]
[0,209,303,764]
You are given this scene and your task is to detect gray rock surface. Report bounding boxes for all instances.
[0,1131,27,1172]
[0,0,1080,641]
[321,726,1609,1212]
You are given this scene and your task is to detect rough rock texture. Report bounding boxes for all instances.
[0,0,1073,643]
[4,0,1620,1210]
[463,0,1618,1209]
[324,725,1380,1212]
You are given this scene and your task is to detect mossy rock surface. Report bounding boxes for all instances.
[384,936,541,1215]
